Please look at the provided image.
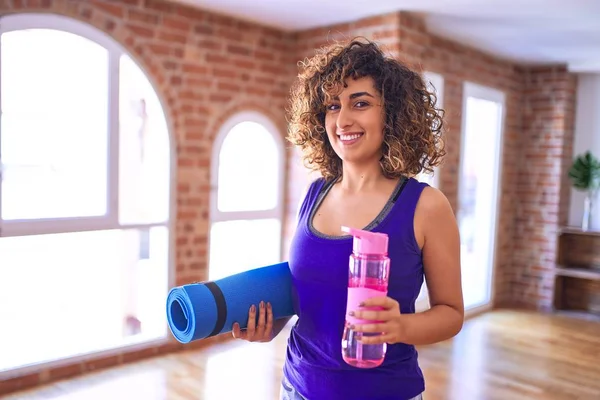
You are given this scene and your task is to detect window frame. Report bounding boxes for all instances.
[415,71,445,313]
[0,13,174,237]
[457,81,506,315]
[209,111,285,259]
[416,70,444,190]
[0,13,178,377]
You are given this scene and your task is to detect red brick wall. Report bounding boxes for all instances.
[285,12,527,305]
[423,32,528,306]
[287,14,578,309]
[510,67,577,310]
[0,0,295,394]
[0,1,579,395]
[2,0,296,279]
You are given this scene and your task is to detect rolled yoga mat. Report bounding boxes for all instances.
[166,261,295,343]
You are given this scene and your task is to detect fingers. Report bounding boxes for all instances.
[350,323,396,345]
[360,296,398,309]
[246,304,257,338]
[349,313,405,345]
[358,332,394,345]
[350,308,391,322]
[351,322,387,334]
[265,302,274,337]
[256,301,266,338]
[231,322,245,339]
[232,302,273,343]
[349,296,400,324]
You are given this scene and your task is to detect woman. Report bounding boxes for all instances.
[232,38,464,400]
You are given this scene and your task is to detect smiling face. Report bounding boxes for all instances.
[324,76,386,167]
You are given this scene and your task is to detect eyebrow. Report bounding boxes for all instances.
[333,91,375,100]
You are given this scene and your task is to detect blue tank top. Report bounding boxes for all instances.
[283,176,427,400]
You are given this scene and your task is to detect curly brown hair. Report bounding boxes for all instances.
[286,38,446,181]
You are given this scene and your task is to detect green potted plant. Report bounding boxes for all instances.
[568,151,600,231]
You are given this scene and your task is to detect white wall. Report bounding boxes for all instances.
[568,73,600,231]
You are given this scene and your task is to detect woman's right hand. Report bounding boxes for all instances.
[232,301,274,342]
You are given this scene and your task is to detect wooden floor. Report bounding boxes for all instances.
[4,310,600,400]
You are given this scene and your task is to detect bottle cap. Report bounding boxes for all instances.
[341,226,389,256]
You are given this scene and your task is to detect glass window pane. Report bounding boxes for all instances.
[0,29,109,220]
[118,54,171,225]
[217,122,280,212]
[209,218,281,281]
[458,95,503,310]
[0,227,169,372]
[415,72,443,189]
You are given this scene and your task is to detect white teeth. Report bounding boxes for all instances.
[339,133,362,141]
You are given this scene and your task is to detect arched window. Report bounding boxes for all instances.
[209,112,284,281]
[0,14,173,373]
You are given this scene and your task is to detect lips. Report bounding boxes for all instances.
[338,132,364,143]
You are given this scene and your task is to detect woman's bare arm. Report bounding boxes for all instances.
[397,186,464,345]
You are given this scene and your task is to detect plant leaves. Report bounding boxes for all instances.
[569,151,600,192]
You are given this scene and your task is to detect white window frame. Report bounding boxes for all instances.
[415,71,444,313]
[209,111,285,259]
[416,71,444,189]
[0,13,177,376]
[458,81,506,316]
[0,13,174,237]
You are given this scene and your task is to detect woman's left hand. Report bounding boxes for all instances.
[348,296,407,345]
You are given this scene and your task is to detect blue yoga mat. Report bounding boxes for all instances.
[166,261,295,343]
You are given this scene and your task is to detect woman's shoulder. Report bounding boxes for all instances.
[415,184,452,216]
[301,176,328,199]
[413,183,456,246]
[294,176,328,221]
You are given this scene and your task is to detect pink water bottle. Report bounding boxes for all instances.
[341,226,390,369]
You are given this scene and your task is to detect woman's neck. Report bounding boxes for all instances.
[337,161,387,193]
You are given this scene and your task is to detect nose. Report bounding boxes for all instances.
[336,105,353,131]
